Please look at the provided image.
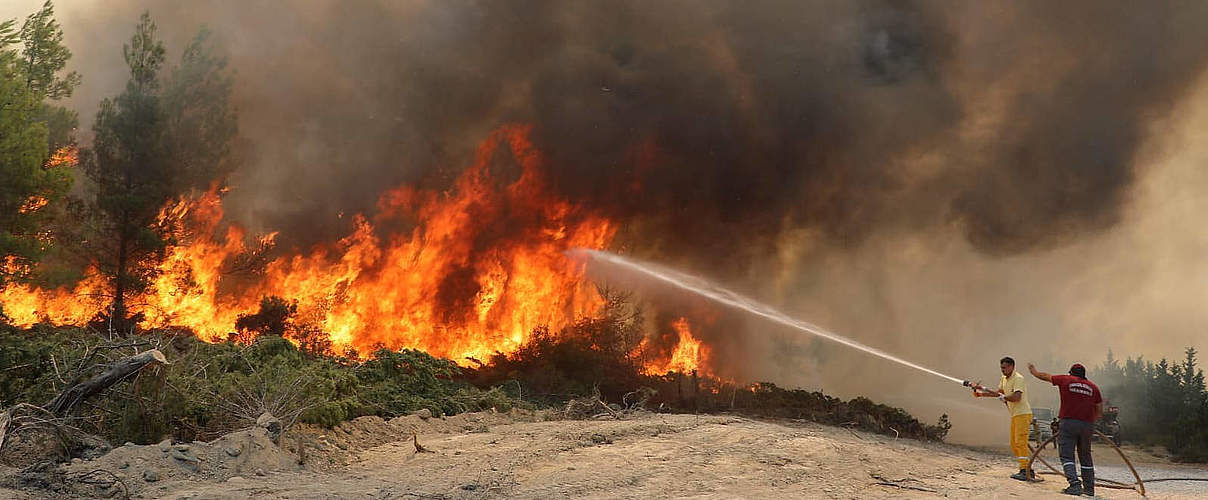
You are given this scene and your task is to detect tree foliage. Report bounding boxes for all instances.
[18,1,80,101]
[163,27,239,190]
[0,1,77,285]
[79,12,239,329]
[234,296,298,339]
[1094,347,1208,462]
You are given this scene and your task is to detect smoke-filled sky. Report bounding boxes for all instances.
[7,0,1208,443]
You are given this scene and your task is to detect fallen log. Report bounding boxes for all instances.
[45,349,168,417]
[0,406,10,450]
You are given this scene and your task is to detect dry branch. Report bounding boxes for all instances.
[0,403,85,459]
[412,432,434,454]
[46,349,168,417]
[564,384,631,420]
[872,481,937,493]
[839,422,865,441]
[0,407,10,451]
[214,362,316,434]
[870,473,936,493]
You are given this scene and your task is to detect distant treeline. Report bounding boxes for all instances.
[1092,347,1208,462]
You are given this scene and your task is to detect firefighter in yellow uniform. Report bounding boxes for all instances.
[973,356,1034,481]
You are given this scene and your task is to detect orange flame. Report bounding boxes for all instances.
[1,256,31,280]
[1,125,615,364]
[45,145,78,169]
[643,317,710,375]
[0,268,107,327]
[18,196,49,214]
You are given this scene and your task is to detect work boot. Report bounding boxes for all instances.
[1081,469,1095,497]
[1010,469,1030,481]
[1061,482,1083,496]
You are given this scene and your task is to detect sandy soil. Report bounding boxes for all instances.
[3,411,1206,499]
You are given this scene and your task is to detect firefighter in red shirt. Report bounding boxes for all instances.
[1029,362,1103,497]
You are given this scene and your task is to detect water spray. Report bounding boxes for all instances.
[574,250,1208,494]
[574,249,968,387]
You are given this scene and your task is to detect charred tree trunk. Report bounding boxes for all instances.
[691,370,699,412]
[676,372,683,406]
[112,224,129,335]
[46,349,167,417]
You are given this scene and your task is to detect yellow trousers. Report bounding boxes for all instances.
[1011,413,1033,469]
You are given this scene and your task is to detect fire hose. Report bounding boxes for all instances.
[963,380,1208,496]
[1027,426,1145,495]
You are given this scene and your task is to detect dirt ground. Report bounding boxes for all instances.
[2,411,1206,499]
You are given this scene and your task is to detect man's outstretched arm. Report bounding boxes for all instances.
[971,385,999,397]
[1028,363,1053,383]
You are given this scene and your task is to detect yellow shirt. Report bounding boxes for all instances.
[999,371,1032,417]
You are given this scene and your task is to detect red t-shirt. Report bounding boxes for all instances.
[1051,374,1103,422]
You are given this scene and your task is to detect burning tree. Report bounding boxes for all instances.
[0,1,78,287]
[79,12,238,332]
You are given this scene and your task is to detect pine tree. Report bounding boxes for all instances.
[80,12,239,331]
[162,27,239,191]
[81,12,171,330]
[18,1,80,100]
[0,1,77,286]
[1180,348,1205,400]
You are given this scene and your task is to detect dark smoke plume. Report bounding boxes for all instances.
[948,2,1208,254]
[43,0,1208,264]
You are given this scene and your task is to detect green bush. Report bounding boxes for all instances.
[468,319,649,405]
[0,324,79,407]
[0,326,521,445]
[727,383,950,440]
[354,348,463,417]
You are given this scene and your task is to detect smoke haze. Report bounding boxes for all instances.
[7,0,1208,443]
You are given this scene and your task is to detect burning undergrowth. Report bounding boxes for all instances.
[1,125,616,362]
[464,301,950,441]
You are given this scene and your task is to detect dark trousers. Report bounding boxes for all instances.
[1058,418,1094,490]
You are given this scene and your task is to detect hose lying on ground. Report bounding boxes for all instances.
[1026,429,1208,496]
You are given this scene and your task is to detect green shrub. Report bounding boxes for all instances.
[1,317,953,450]
[0,327,522,445]
[354,348,464,417]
